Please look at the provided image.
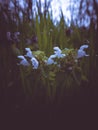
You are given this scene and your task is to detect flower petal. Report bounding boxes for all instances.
[20,60,30,66]
[47,57,55,65]
[31,57,39,69]
[25,48,33,58]
[17,55,25,60]
[80,45,89,50]
[53,46,62,54]
[77,50,89,58]
[17,55,30,66]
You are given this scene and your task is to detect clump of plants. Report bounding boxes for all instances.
[17,44,89,104]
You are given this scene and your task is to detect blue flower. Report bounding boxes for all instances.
[77,45,89,58]
[17,56,30,66]
[47,54,57,65]
[31,57,39,69]
[54,47,62,54]
[53,46,66,58]
[25,48,33,58]
[47,47,66,65]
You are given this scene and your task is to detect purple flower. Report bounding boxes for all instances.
[6,32,12,41]
[14,32,20,41]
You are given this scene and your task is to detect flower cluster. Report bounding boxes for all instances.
[18,48,39,69]
[17,45,89,101]
[47,47,66,65]
[17,45,89,70]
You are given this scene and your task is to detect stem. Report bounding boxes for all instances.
[71,70,80,86]
[19,67,26,94]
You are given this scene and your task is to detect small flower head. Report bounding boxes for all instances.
[54,47,62,54]
[31,57,39,69]
[47,57,54,65]
[47,54,57,65]
[53,46,66,58]
[77,45,89,58]
[47,47,66,65]
[25,48,33,58]
[17,55,30,66]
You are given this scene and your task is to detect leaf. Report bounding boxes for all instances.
[32,50,47,61]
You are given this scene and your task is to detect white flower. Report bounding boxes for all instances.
[25,48,33,58]
[25,48,31,51]
[47,58,54,65]
[54,47,62,54]
[17,56,30,66]
[31,57,39,69]
[53,46,66,58]
[77,45,89,58]
[47,47,66,65]
[77,50,89,58]
[47,54,57,65]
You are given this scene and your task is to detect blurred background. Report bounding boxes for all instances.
[0,0,98,110]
